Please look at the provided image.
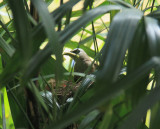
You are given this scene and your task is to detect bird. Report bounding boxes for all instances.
[63,48,97,82]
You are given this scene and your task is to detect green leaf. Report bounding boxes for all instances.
[0,52,21,87]
[144,17,160,56]
[144,17,160,86]
[7,0,32,61]
[109,0,134,8]
[150,103,160,129]
[23,0,63,83]
[79,110,100,129]
[0,88,15,129]
[0,20,16,43]
[31,0,82,52]
[127,21,150,107]
[99,104,113,129]
[0,36,15,57]
[99,9,143,83]
[118,86,160,129]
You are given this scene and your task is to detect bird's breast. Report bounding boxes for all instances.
[74,59,95,74]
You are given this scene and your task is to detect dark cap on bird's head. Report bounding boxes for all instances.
[70,48,81,54]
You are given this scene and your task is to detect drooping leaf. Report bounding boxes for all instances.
[98,9,143,83]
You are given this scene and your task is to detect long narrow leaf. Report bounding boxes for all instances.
[145,17,160,56]
[0,36,15,57]
[99,9,143,83]
[118,85,160,129]
[23,0,63,83]
[7,0,31,61]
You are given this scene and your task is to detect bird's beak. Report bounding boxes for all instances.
[63,51,77,59]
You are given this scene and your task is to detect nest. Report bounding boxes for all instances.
[45,79,80,98]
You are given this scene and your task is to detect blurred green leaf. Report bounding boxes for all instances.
[7,0,32,61]
[150,103,160,129]
[109,0,134,8]
[0,36,15,57]
[127,21,150,107]
[79,110,100,129]
[118,85,160,129]
[0,88,15,129]
[23,0,63,83]
[99,9,143,83]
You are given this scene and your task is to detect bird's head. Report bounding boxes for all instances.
[63,48,90,61]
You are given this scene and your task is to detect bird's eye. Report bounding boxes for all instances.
[71,49,80,54]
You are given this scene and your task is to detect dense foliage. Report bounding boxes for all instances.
[0,0,160,129]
